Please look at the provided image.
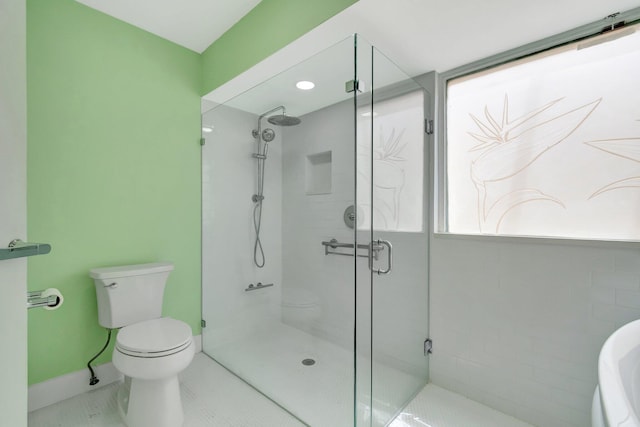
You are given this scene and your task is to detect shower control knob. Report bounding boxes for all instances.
[248,284,254,289]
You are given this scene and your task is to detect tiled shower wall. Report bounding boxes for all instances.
[429,236,640,427]
[281,97,429,381]
[201,104,283,347]
[281,100,358,349]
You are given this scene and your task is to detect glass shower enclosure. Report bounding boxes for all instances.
[201,35,429,426]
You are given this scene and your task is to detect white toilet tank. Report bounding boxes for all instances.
[90,262,174,329]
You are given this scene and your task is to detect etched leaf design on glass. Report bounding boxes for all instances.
[485,188,565,232]
[468,95,601,232]
[374,126,407,226]
[585,137,640,198]
[357,124,409,229]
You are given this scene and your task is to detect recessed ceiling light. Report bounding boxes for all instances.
[202,126,214,133]
[296,80,315,90]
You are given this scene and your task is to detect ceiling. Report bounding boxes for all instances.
[204,0,640,115]
[76,0,640,113]
[76,0,261,53]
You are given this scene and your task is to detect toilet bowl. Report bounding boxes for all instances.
[90,262,194,427]
[113,317,194,427]
[282,288,321,328]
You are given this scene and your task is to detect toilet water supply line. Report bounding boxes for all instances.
[87,328,112,386]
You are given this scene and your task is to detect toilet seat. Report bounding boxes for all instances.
[116,317,192,358]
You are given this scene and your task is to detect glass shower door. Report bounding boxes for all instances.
[201,32,428,427]
[201,35,361,427]
[356,39,430,426]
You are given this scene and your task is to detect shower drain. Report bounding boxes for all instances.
[301,358,316,366]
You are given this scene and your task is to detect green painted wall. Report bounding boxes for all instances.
[201,0,357,94]
[27,0,202,385]
[26,0,355,385]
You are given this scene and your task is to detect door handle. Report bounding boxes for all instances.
[369,239,392,275]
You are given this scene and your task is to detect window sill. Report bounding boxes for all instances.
[432,231,640,249]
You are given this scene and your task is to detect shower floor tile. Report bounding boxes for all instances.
[204,321,424,426]
[28,352,531,427]
[390,384,532,427]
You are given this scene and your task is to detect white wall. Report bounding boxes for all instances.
[201,105,283,350]
[429,236,640,427]
[281,100,357,348]
[417,63,640,427]
[0,0,27,424]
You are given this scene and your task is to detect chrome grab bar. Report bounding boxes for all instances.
[321,238,383,259]
[369,239,393,275]
[0,239,51,261]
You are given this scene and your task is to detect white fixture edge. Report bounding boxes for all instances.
[28,334,202,412]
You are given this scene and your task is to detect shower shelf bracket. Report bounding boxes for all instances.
[321,238,383,260]
[245,282,274,292]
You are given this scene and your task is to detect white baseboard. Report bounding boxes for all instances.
[193,333,202,353]
[28,361,122,412]
[29,334,202,412]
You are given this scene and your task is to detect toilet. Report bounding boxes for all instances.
[90,262,194,427]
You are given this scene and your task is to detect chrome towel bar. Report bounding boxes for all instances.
[0,239,51,261]
[321,238,383,259]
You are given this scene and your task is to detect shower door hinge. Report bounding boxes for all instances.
[200,138,206,146]
[345,79,364,93]
[201,319,206,328]
[425,119,434,135]
[424,338,433,356]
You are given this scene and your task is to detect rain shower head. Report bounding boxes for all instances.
[252,106,301,142]
[267,114,301,126]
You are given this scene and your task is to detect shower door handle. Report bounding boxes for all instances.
[369,239,392,275]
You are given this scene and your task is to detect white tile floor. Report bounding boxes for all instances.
[29,352,532,427]
[391,385,532,427]
[28,353,303,427]
[206,322,424,426]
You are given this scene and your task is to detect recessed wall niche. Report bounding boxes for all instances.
[305,151,332,195]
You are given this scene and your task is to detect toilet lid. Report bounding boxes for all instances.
[116,317,192,357]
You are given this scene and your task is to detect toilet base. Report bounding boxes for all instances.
[119,376,184,427]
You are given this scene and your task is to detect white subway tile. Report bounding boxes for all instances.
[591,271,640,290]
[590,286,615,304]
[592,302,640,326]
[615,288,640,309]
[614,251,640,273]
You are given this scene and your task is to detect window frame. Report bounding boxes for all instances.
[435,8,640,245]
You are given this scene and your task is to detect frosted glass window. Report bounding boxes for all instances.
[446,25,640,240]
[358,90,424,232]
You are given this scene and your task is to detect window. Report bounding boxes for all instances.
[445,23,640,240]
